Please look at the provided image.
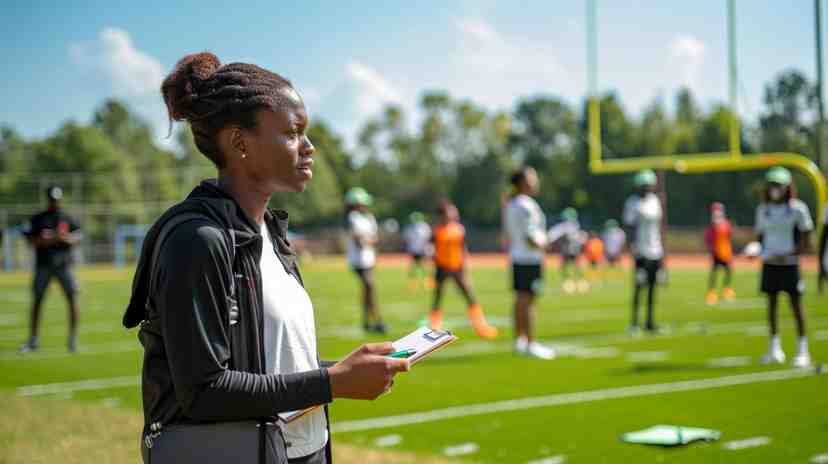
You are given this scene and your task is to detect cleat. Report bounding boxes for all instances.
[705,290,719,306]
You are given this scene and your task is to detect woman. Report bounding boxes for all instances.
[704,202,735,305]
[428,200,497,339]
[344,187,386,334]
[622,169,664,334]
[504,167,555,359]
[123,52,409,464]
[755,167,813,367]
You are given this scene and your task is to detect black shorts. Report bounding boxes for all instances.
[712,255,731,269]
[760,263,803,296]
[435,266,462,283]
[634,258,662,286]
[410,252,425,261]
[512,263,544,295]
[33,265,78,299]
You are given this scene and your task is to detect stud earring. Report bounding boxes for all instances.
[241,151,247,159]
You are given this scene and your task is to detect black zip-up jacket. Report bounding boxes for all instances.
[123,180,332,461]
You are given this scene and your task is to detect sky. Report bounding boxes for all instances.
[0,1,820,150]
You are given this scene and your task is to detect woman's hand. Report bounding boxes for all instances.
[327,342,410,400]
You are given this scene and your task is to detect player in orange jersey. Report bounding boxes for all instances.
[704,202,735,305]
[428,200,498,339]
[583,231,605,286]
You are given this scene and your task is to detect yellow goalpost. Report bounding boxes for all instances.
[585,0,827,232]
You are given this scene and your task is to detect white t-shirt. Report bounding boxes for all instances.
[346,210,377,269]
[623,193,664,260]
[403,222,432,255]
[602,227,626,257]
[259,224,328,459]
[506,194,547,265]
[755,199,814,265]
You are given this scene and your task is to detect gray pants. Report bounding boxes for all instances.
[141,421,288,464]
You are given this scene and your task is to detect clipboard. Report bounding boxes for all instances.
[279,327,457,424]
[391,327,457,365]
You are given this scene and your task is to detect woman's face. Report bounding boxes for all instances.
[242,89,315,193]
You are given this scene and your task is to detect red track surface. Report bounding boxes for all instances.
[370,253,818,271]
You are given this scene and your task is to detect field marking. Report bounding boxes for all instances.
[625,351,669,362]
[0,321,122,341]
[706,356,752,368]
[527,456,566,464]
[16,375,140,396]
[373,434,402,447]
[814,330,828,341]
[332,367,822,433]
[0,340,140,361]
[0,314,20,326]
[722,436,771,450]
[811,453,828,463]
[443,442,479,457]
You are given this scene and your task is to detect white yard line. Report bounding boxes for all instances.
[527,456,566,464]
[811,453,828,463]
[0,341,139,361]
[706,356,752,368]
[16,375,140,396]
[722,436,771,450]
[442,442,479,457]
[626,351,670,362]
[373,434,402,447]
[332,368,822,433]
[0,321,122,341]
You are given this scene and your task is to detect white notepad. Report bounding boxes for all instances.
[279,327,457,424]
[391,327,457,365]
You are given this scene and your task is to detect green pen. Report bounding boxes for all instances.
[387,349,417,359]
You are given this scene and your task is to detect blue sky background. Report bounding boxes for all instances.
[0,1,819,148]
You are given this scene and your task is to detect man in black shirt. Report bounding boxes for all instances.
[19,186,82,353]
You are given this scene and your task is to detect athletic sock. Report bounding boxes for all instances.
[797,336,809,354]
[430,309,443,330]
[29,335,39,348]
[770,334,782,352]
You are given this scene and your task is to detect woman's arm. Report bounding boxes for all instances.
[156,222,332,421]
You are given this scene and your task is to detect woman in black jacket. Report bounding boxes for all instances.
[124,52,409,464]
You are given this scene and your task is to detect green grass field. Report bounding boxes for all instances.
[1,258,827,463]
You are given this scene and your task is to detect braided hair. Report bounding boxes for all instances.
[161,52,294,167]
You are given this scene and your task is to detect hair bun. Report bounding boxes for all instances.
[161,51,221,122]
[184,52,221,81]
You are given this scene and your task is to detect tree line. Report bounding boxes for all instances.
[1,68,823,234]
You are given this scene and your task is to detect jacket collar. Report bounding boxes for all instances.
[191,179,291,242]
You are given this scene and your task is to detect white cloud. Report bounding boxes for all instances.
[70,27,164,98]
[69,27,170,145]
[668,34,706,90]
[345,61,404,117]
[447,17,579,109]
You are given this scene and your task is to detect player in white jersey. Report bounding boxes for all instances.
[755,167,813,367]
[403,211,433,290]
[602,219,626,278]
[504,167,555,360]
[622,169,664,334]
[345,187,387,334]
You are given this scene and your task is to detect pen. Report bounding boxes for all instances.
[387,349,417,359]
